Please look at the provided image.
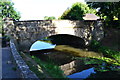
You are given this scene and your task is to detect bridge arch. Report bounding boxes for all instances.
[42,34,86,49]
[4,18,104,51]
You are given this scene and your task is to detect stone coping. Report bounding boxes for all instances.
[10,40,39,80]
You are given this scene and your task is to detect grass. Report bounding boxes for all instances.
[73,57,120,75]
[31,56,67,78]
[98,46,120,62]
[20,52,67,78]
[20,52,47,78]
[90,40,120,63]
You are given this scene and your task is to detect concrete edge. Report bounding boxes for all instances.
[10,40,39,80]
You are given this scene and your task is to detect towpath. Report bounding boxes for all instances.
[2,47,21,79]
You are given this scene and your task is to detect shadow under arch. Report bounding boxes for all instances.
[43,34,86,49]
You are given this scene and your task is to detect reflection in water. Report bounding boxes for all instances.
[67,67,96,80]
[30,41,56,51]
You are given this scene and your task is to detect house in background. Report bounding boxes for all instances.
[83,13,100,20]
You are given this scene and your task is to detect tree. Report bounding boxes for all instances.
[59,2,96,20]
[44,16,56,20]
[0,0,21,20]
[87,2,120,21]
[87,2,120,27]
[0,0,20,34]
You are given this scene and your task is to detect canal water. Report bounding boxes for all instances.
[67,67,96,80]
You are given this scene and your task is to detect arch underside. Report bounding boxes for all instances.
[42,34,87,49]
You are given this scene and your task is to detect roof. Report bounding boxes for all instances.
[83,13,100,20]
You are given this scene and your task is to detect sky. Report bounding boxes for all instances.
[11,0,86,20]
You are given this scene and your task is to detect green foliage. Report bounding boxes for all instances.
[20,54,46,78]
[74,57,120,73]
[32,56,66,78]
[0,0,21,20]
[96,57,120,66]
[0,18,3,34]
[26,61,46,78]
[0,0,21,35]
[59,2,96,20]
[89,40,120,63]
[89,40,101,52]
[44,16,56,20]
[98,47,120,63]
[87,2,120,27]
[87,2,120,20]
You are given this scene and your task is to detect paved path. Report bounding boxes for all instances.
[2,47,21,79]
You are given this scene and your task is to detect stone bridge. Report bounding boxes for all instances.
[4,18,104,51]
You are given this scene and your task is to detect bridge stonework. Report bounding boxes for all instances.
[4,18,104,51]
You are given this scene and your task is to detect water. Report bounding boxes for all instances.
[67,67,96,80]
[30,41,56,51]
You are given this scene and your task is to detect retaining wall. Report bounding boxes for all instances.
[10,39,39,79]
[60,59,85,75]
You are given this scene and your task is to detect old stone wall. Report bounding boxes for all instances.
[60,59,85,75]
[4,18,104,51]
[101,28,120,51]
[10,40,39,79]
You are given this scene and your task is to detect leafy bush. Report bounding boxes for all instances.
[89,40,120,63]
[59,2,96,20]
[89,40,101,52]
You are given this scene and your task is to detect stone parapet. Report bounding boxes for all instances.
[10,40,39,80]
